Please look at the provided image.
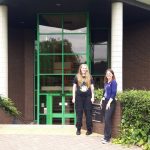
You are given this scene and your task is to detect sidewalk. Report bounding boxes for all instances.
[0,125,141,150]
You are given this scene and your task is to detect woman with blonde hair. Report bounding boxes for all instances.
[72,64,94,135]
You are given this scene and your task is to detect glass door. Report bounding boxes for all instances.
[35,13,89,124]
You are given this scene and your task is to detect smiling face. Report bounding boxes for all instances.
[106,70,113,81]
[80,64,88,75]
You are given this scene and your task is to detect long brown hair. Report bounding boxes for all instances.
[76,64,91,88]
[104,68,116,83]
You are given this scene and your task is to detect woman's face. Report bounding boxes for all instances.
[106,70,113,80]
[80,65,88,75]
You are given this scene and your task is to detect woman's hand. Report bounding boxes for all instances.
[91,97,94,103]
[72,98,75,103]
[106,101,111,110]
[106,98,113,110]
[100,97,105,108]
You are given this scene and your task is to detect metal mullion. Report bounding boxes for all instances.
[37,14,40,124]
[62,15,64,94]
[86,13,90,67]
[62,96,65,124]
[46,94,52,124]
[63,53,86,55]
[62,16,65,125]
[40,33,62,35]
[40,53,62,56]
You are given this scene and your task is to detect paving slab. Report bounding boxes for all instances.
[0,125,141,150]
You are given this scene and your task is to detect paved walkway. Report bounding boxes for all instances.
[0,125,141,150]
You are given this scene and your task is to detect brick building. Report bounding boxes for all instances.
[0,0,150,123]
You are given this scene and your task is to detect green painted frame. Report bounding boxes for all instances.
[34,13,90,124]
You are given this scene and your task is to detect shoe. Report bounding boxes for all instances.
[102,139,109,144]
[101,137,105,141]
[76,130,81,135]
[86,130,92,135]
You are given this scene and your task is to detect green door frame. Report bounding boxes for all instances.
[34,13,90,124]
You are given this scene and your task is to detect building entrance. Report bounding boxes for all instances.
[35,13,90,124]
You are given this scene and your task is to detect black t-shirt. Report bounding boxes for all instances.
[73,76,94,97]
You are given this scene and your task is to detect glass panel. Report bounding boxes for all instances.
[40,95,47,114]
[65,118,74,125]
[64,34,86,53]
[92,42,108,75]
[53,118,62,124]
[93,76,104,89]
[40,55,62,74]
[63,14,86,33]
[39,15,62,33]
[64,55,86,73]
[64,75,74,88]
[53,96,62,113]
[40,35,62,53]
[65,96,74,113]
[40,76,62,92]
[34,106,37,121]
[40,115,46,124]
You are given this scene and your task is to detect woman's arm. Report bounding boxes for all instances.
[91,84,94,103]
[72,83,76,103]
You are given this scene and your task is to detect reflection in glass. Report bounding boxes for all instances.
[53,96,62,113]
[39,15,62,33]
[65,97,74,113]
[64,75,74,87]
[92,42,108,74]
[40,55,62,74]
[40,75,62,92]
[40,115,46,124]
[63,14,86,33]
[53,118,62,124]
[65,118,74,125]
[40,35,62,53]
[64,55,86,73]
[64,34,86,53]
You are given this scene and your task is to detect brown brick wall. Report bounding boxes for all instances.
[82,101,121,137]
[123,21,150,89]
[8,28,35,123]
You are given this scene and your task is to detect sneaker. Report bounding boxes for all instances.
[101,137,105,141]
[86,130,92,135]
[76,130,81,135]
[102,139,109,144]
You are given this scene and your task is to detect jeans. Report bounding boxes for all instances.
[102,100,116,141]
[75,96,92,131]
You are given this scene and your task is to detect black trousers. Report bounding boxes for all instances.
[75,96,92,131]
[102,100,116,141]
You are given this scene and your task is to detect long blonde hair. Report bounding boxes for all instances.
[76,64,91,88]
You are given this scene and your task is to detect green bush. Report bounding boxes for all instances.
[94,88,103,102]
[0,95,21,117]
[94,89,150,149]
[113,90,150,150]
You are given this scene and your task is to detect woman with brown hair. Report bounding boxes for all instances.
[100,68,117,144]
[72,64,94,135]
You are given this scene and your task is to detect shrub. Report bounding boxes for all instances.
[0,95,21,117]
[113,90,150,150]
[94,88,103,102]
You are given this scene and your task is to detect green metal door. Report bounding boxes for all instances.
[35,13,90,124]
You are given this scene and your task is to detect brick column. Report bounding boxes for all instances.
[111,2,123,92]
[0,5,8,96]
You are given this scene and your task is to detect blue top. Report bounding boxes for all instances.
[103,79,117,101]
